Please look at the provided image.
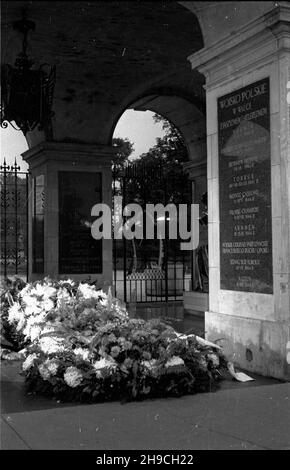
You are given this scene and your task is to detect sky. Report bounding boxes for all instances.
[114,110,165,159]
[0,110,165,171]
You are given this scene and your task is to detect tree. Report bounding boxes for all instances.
[119,115,190,271]
[112,137,134,174]
[135,114,188,205]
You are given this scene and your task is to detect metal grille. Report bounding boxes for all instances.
[0,159,29,281]
[112,160,193,303]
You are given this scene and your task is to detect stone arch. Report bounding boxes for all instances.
[111,86,209,303]
[179,1,276,47]
[110,89,206,164]
[1,0,206,147]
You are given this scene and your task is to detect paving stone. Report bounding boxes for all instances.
[0,417,29,449]
[1,383,289,450]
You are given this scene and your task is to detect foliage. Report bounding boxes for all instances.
[123,114,188,206]
[0,277,28,350]
[3,277,227,403]
[112,115,191,270]
[152,113,187,162]
[112,137,134,175]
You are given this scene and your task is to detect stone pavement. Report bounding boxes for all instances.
[1,361,289,450]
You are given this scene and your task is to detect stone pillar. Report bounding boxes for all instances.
[22,142,116,289]
[188,4,290,379]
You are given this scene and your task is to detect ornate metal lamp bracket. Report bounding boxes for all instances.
[1,10,56,135]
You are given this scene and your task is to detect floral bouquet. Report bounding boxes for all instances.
[6,278,127,343]
[3,278,228,402]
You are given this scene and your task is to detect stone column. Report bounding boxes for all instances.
[188,4,290,379]
[22,142,116,289]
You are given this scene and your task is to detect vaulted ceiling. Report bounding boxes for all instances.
[1,1,205,146]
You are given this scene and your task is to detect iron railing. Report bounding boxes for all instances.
[0,159,29,281]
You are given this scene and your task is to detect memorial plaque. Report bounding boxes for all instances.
[59,171,102,274]
[218,78,273,293]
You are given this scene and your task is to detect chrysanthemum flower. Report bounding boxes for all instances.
[123,340,133,350]
[8,303,23,324]
[107,333,117,343]
[64,366,83,388]
[77,283,100,300]
[42,358,59,376]
[123,357,133,368]
[73,347,90,361]
[22,313,48,340]
[118,337,132,350]
[42,298,55,312]
[21,294,39,311]
[110,345,121,358]
[38,363,51,381]
[93,357,117,371]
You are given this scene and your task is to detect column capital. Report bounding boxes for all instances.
[22,141,117,171]
[182,159,207,179]
[188,3,290,90]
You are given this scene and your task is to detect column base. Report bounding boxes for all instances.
[183,291,209,313]
[205,310,290,381]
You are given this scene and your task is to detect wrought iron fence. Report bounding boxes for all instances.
[112,160,193,303]
[0,159,29,281]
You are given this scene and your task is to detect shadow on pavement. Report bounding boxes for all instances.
[1,359,283,416]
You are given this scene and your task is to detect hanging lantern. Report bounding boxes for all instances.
[1,12,56,135]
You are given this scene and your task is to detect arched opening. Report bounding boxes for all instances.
[129,91,206,162]
[111,90,207,331]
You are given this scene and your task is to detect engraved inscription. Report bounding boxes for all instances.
[218,78,273,294]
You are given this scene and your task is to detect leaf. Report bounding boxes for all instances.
[5,291,14,307]
[132,360,139,376]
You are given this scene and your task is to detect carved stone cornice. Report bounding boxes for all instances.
[188,3,290,90]
[22,141,117,170]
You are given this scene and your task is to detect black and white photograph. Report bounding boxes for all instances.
[0,0,289,456]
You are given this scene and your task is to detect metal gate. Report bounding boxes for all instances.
[0,159,29,281]
[112,160,193,303]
